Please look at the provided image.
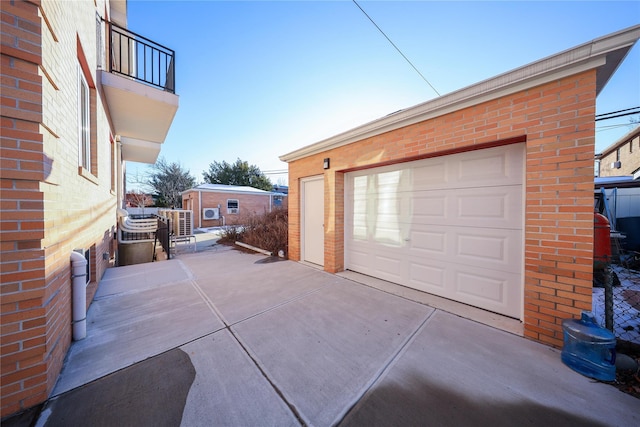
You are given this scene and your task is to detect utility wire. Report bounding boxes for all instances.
[596,123,638,132]
[595,107,640,122]
[595,106,640,118]
[352,0,440,97]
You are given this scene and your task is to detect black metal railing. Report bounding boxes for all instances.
[154,215,171,260]
[107,21,175,93]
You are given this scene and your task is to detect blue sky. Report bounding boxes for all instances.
[125,0,640,187]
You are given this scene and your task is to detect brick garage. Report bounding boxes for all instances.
[182,184,286,228]
[281,26,640,347]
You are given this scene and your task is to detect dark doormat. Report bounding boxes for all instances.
[39,348,196,427]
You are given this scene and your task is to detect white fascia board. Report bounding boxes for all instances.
[280,25,640,163]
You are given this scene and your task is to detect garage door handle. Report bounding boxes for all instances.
[404,238,411,241]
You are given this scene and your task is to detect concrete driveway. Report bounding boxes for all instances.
[30,244,638,426]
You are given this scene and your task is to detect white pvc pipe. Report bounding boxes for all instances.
[70,251,88,340]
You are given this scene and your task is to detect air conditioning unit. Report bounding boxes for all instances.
[611,161,622,169]
[202,208,219,220]
[228,208,238,214]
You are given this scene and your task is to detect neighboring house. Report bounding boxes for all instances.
[1,0,178,417]
[273,184,289,195]
[182,184,287,228]
[595,125,640,177]
[281,26,640,348]
[125,191,154,209]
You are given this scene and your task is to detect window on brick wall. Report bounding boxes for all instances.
[227,199,239,214]
[78,65,91,171]
[77,38,98,180]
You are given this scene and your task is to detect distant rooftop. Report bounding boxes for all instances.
[184,184,272,195]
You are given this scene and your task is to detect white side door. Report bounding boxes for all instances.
[302,176,324,266]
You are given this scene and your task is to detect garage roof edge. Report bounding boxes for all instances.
[280,25,640,163]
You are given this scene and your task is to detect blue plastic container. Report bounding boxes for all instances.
[561,311,616,381]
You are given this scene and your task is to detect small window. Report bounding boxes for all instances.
[78,65,91,171]
[616,148,621,162]
[630,141,633,153]
[227,199,239,214]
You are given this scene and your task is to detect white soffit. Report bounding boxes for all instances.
[120,136,161,164]
[280,25,640,163]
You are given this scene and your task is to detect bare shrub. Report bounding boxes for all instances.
[219,208,288,257]
[219,224,245,243]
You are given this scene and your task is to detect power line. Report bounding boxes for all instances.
[352,0,440,97]
[596,123,639,132]
[595,106,640,121]
[596,106,640,118]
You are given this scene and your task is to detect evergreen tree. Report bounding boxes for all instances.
[202,158,272,191]
[147,157,196,208]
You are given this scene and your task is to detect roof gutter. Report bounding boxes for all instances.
[280,25,640,163]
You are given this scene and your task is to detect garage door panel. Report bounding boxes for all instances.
[411,187,521,228]
[455,143,523,187]
[456,271,505,302]
[408,261,446,291]
[347,247,371,272]
[407,225,521,274]
[455,229,522,273]
[412,194,447,220]
[454,267,521,318]
[406,258,520,317]
[411,144,523,191]
[457,151,509,183]
[345,143,524,319]
[456,188,521,225]
[373,254,403,280]
[457,233,507,262]
[410,230,446,254]
[412,162,448,189]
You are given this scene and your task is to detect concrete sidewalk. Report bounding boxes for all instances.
[21,245,640,426]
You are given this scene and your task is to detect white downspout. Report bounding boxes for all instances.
[70,251,88,340]
[116,138,124,209]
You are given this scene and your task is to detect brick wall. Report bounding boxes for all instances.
[287,71,597,348]
[598,132,640,177]
[183,190,276,227]
[1,0,117,417]
[1,0,47,415]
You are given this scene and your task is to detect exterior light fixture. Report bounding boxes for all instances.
[323,158,330,169]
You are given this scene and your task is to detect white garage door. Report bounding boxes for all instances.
[345,144,524,318]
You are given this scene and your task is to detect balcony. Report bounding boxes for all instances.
[99,21,179,164]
